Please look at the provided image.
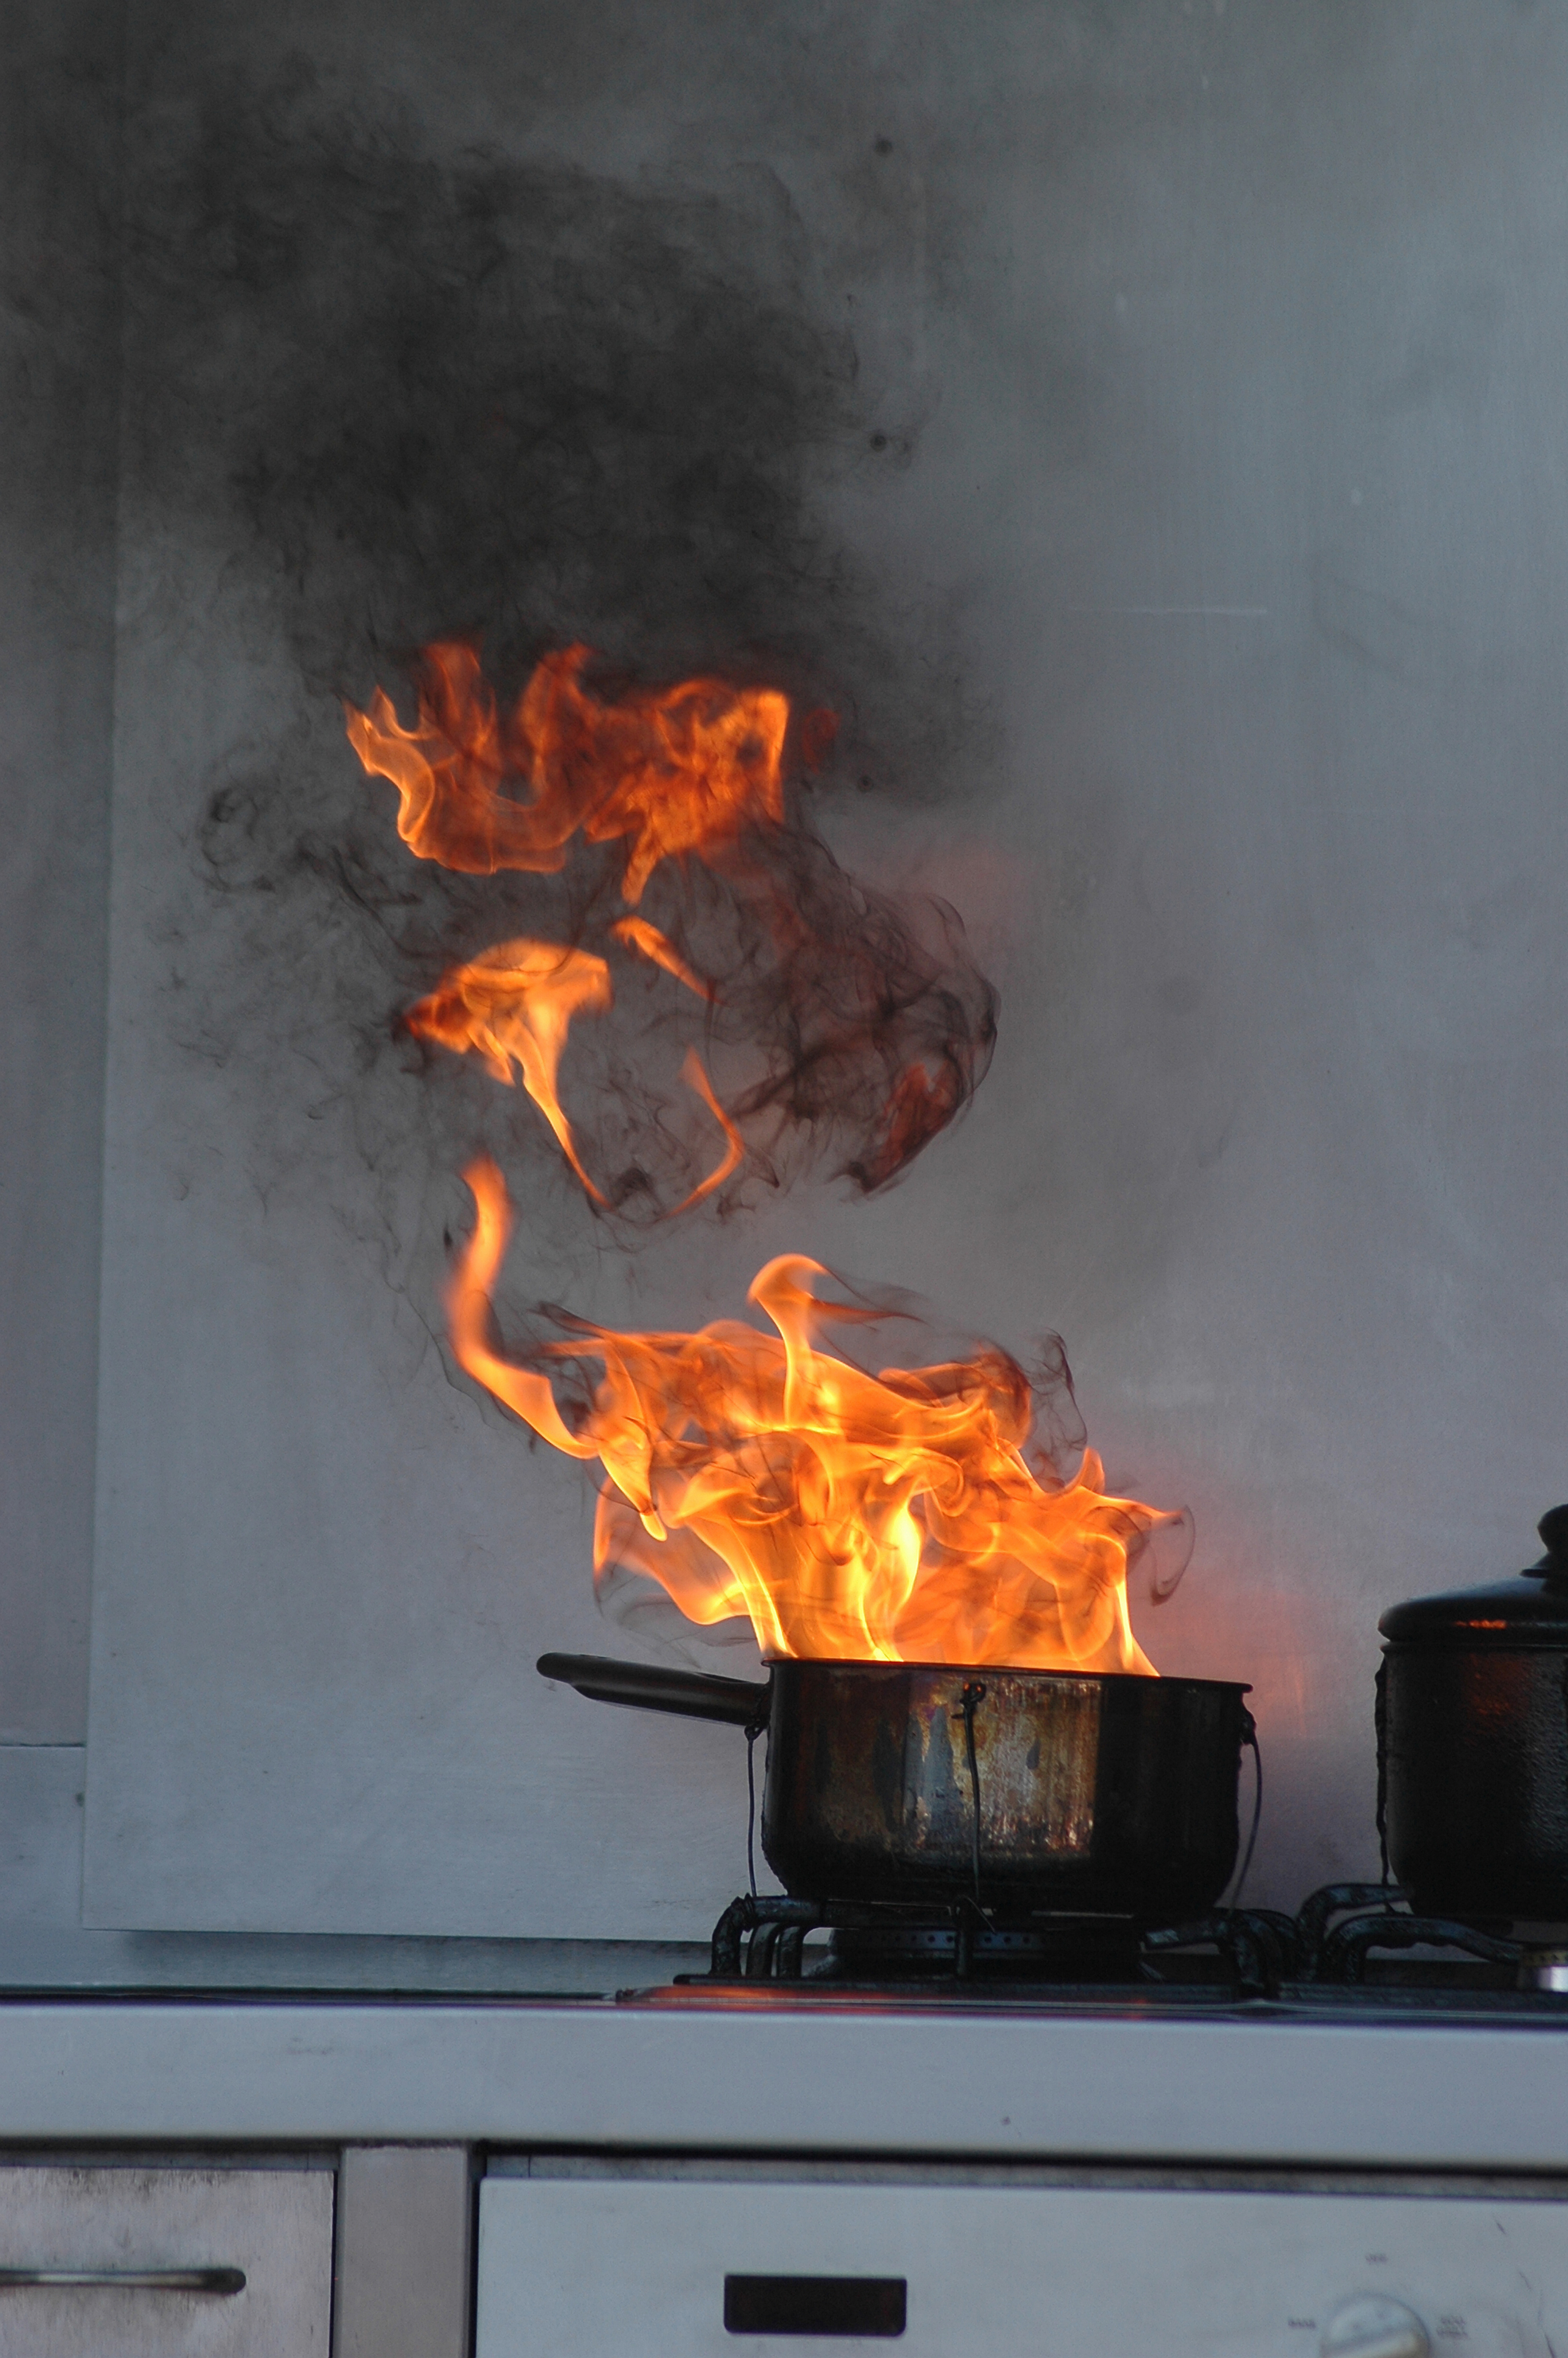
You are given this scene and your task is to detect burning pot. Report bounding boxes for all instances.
[1378,1505,1568,1923]
[539,1652,1253,1920]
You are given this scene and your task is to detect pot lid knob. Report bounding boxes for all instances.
[1525,1503,1568,1579]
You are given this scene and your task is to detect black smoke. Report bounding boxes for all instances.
[124,61,994,1264]
[127,61,958,760]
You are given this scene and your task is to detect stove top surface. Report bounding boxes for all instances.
[616,1883,1568,2024]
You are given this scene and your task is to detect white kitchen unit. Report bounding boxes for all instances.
[0,2164,332,2357]
[0,1998,1564,2357]
[475,2163,1568,2358]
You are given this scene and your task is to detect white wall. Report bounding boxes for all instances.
[77,0,1568,1932]
[0,0,120,1945]
[0,0,122,1744]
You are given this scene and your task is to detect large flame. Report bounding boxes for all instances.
[345,641,788,902]
[449,1159,1183,1671]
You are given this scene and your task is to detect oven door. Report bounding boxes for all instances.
[477,2161,1566,2358]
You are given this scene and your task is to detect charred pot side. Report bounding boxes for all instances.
[760,1663,1251,1918]
[1378,1505,1568,1923]
[539,1653,1250,1922]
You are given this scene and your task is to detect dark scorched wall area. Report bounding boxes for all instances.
[121,65,996,1311]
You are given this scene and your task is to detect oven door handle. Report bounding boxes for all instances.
[0,2266,246,2291]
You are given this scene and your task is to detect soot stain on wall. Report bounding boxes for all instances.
[122,61,988,1309]
[127,60,973,753]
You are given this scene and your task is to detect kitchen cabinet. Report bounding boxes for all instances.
[0,2165,332,2357]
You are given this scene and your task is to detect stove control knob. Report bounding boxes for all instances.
[1320,2295,1430,2358]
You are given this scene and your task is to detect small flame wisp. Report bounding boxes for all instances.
[449,1160,1187,1671]
[404,940,613,1203]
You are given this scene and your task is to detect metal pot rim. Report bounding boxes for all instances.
[765,1659,1252,1694]
[1380,1630,1568,1653]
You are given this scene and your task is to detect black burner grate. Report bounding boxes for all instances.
[681,1883,1550,2000]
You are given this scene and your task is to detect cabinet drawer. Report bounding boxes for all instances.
[0,2166,332,2356]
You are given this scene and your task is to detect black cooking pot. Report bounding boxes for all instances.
[539,1652,1253,1920]
[1378,1505,1568,1923]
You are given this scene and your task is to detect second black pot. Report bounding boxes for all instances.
[539,1651,1253,1920]
[1379,1505,1568,1924]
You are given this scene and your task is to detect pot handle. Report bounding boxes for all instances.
[537,1651,770,1729]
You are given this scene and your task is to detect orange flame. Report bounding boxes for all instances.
[406,941,612,1203]
[345,642,788,903]
[610,915,718,1003]
[450,1160,1179,1671]
[666,1050,745,1218]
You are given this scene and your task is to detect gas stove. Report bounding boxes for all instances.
[622,1882,1568,2015]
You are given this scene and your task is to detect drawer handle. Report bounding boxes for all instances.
[724,2275,906,2337]
[0,2267,245,2292]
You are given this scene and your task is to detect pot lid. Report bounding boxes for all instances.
[1379,1505,1568,1642]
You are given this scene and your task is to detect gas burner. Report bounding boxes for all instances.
[651,1883,1568,2007]
[823,1914,1146,1986]
[680,1893,1163,1990]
